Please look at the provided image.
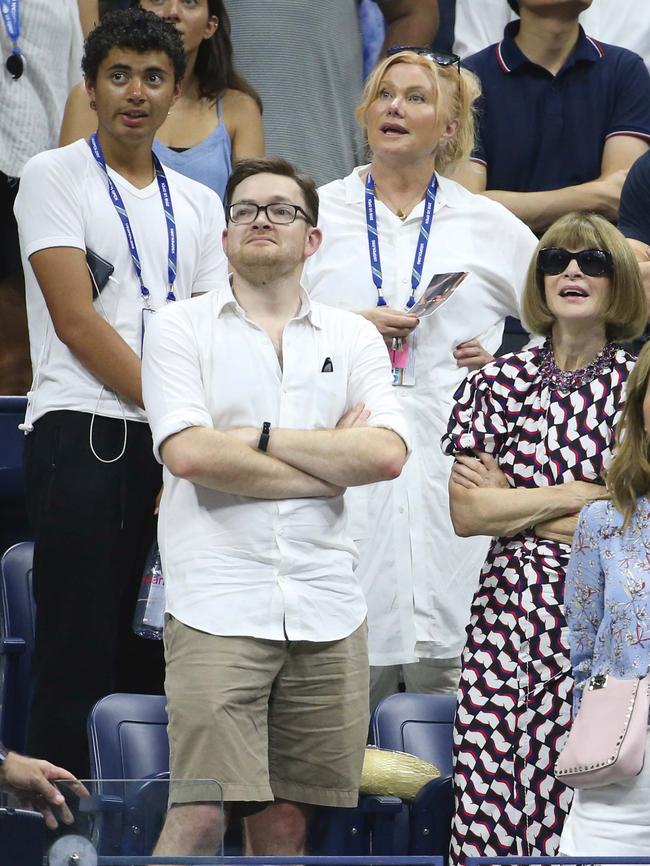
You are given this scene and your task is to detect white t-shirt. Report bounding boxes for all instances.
[15,139,228,425]
[453,0,650,72]
[0,0,83,177]
[303,167,538,663]
[142,285,410,642]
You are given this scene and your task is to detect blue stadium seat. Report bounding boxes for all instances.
[0,541,35,754]
[87,692,401,857]
[371,692,456,858]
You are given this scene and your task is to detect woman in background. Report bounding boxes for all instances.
[60,0,263,201]
[560,342,650,860]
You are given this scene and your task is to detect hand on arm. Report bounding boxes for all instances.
[30,247,144,407]
[449,449,608,538]
[0,752,89,830]
[451,135,650,233]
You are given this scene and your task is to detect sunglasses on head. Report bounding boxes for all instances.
[386,45,461,73]
[537,247,614,277]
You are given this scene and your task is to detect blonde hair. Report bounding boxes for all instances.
[522,211,646,342]
[355,52,481,174]
[607,343,650,526]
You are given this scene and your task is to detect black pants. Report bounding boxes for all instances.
[23,410,164,777]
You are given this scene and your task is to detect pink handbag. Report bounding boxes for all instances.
[555,673,650,789]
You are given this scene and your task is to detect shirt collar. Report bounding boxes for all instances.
[496,21,604,75]
[215,279,322,329]
[344,164,457,215]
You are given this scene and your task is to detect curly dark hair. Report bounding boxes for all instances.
[131,0,261,110]
[82,8,187,85]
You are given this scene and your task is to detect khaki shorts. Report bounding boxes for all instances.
[164,617,369,808]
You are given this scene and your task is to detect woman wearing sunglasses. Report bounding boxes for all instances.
[59,0,263,203]
[442,211,646,863]
[302,48,537,712]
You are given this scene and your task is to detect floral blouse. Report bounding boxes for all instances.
[565,497,650,715]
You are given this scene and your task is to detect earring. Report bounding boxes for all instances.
[90,100,96,110]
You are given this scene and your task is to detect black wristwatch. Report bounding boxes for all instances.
[0,742,9,768]
[258,421,271,453]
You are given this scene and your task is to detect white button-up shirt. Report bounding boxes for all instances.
[303,168,538,662]
[141,285,410,642]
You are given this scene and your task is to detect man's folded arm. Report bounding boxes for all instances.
[160,426,343,499]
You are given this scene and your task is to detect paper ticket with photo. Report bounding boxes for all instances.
[410,272,469,318]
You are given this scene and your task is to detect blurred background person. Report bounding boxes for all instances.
[0,1,90,396]
[61,0,264,202]
[453,0,650,71]
[560,342,650,861]
[443,212,646,863]
[224,0,439,186]
[303,49,537,709]
[449,0,650,234]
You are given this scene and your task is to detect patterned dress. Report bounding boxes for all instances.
[441,339,635,865]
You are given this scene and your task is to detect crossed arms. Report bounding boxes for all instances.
[161,403,407,500]
[448,450,607,542]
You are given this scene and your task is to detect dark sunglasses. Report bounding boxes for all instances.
[386,45,461,73]
[537,247,614,277]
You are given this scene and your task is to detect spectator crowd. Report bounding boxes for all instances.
[3,0,650,863]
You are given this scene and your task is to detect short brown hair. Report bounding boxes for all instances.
[355,52,481,174]
[225,157,319,226]
[521,211,646,342]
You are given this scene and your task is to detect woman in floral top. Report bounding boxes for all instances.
[442,212,647,865]
[560,343,650,859]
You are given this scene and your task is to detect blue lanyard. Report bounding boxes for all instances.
[88,133,177,304]
[1,0,20,54]
[364,171,438,308]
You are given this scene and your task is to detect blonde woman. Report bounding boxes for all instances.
[560,342,650,859]
[442,212,646,863]
[303,49,537,710]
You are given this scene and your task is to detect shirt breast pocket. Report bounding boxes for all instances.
[307,349,348,428]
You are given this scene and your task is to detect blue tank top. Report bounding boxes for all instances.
[152,99,232,202]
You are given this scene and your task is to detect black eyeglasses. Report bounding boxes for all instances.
[386,46,461,73]
[537,247,614,277]
[227,202,314,226]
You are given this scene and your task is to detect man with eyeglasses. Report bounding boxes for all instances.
[142,156,410,858]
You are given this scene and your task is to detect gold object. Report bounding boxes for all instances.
[359,746,440,800]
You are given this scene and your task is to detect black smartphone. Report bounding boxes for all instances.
[86,248,115,298]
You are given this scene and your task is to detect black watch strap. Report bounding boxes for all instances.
[258,421,271,453]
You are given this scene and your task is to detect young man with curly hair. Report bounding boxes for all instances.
[14,7,227,777]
